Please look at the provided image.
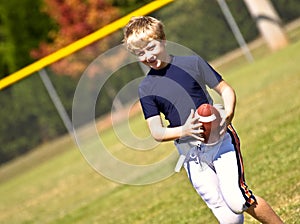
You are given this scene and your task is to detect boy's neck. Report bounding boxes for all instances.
[160,54,172,69]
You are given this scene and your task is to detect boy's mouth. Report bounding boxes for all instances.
[144,57,165,69]
[147,57,157,64]
[146,59,158,67]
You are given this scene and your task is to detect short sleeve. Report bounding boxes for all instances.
[197,56,223,88]
[139,95,160,119]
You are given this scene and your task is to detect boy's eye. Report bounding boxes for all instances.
[135,51,144,56]
[137,52,145,56]
[147,45,155,51]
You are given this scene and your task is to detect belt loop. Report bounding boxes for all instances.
[197,144,202,151]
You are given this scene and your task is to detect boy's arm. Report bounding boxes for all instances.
[213,80,236,126]
[146,110,204,142]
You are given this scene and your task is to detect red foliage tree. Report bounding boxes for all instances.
[31,0,119,77]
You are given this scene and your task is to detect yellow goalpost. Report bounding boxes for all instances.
[0,0,173,90]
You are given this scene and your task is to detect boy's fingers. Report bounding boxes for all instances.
[191,134,205,142]
[194,122,203,129]
[220,118,225,127]
[219,121,227,135]
[190,109,195,118]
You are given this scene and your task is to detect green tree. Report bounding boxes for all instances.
[270,0,300,23]
[0,0,54,77]
[0,0,59,164]
[108,0,152,14]
[154,0,258,61]
[0,4,16,77]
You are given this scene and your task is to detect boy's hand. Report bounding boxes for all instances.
[219,110,234,136]
[182,109,204,141]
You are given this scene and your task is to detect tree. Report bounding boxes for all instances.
[0,4,16,77]
[0,0,52,77]
[270,0,300,23]
[0,0,66,164]
[31,0,120,77]
[108,0,152,15]
[154,0,259,61]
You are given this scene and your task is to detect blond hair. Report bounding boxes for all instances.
[123,16,166,52]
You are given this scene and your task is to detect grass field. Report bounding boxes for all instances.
[0,38,300,223]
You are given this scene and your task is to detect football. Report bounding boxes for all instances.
[196,104,222,144]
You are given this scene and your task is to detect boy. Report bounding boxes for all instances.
[123,16,283,224]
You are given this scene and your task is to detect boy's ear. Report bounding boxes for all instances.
[161,39,167,46]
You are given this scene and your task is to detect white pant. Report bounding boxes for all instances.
[177,129,256,224]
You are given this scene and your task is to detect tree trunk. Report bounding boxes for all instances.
[243,0,289,51]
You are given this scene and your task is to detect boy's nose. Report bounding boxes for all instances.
[145,54,155,63]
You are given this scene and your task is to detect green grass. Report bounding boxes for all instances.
[1,39,300,223]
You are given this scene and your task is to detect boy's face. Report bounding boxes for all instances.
[133,40,169,70]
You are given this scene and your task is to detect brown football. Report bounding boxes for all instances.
[196,104,222,144]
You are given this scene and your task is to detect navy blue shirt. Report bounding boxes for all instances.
[138,55,222,127]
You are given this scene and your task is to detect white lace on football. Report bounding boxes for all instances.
[198,114,216,122]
